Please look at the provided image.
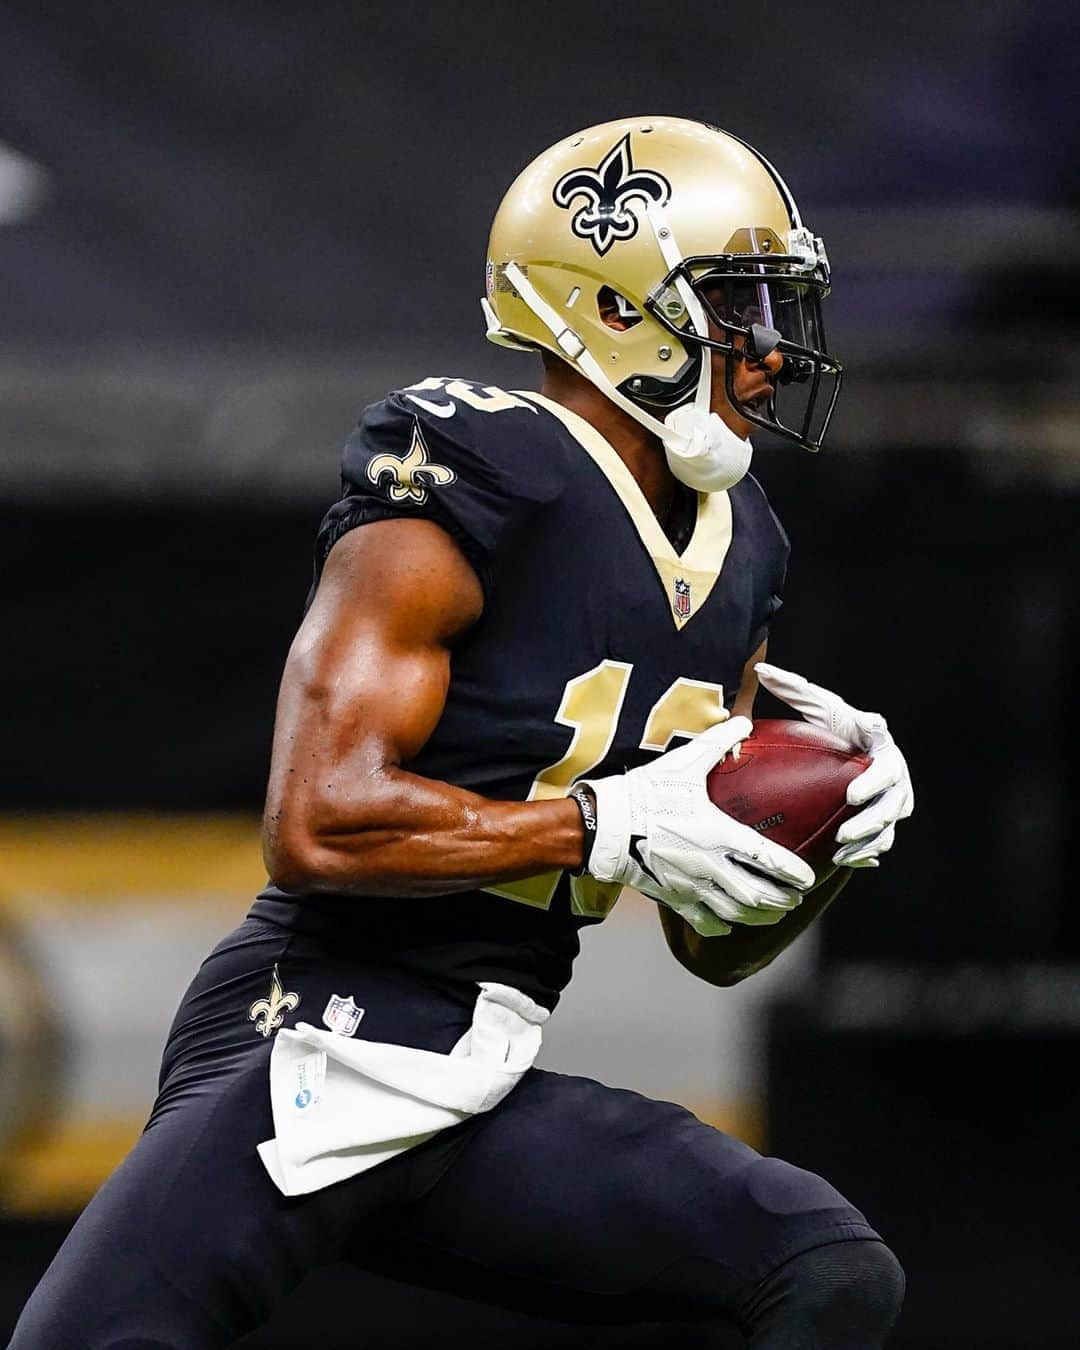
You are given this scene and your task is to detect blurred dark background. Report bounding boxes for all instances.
[2,1,1078,1346]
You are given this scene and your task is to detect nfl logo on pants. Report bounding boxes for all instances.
[321,994,364,1037]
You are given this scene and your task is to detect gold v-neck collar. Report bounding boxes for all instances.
[519,391,733,632]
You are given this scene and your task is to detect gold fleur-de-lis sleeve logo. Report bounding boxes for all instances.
[248,963,301,1038]
[366,422,457,505]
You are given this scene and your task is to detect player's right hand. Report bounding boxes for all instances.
[580,718,814,937]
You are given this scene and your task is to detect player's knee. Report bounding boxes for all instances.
[799,1239,905,1336]
[743,1239,905,1346]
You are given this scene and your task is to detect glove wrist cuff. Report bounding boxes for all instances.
[578,775,631,883]
[567,784,598,877]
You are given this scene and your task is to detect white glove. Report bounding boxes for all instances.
[580,717,814,937]
[754,663,914,868]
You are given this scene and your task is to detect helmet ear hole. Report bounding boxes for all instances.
[597,285,643,332]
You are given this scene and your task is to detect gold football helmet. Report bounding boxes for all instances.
[483,116,840,456]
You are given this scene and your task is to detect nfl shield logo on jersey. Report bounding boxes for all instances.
[321,994,365,1037]
[673,578,692,620]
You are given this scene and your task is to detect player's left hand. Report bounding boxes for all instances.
[754,662,914,868]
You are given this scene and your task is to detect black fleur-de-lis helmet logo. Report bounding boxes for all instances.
[552,134,671,256]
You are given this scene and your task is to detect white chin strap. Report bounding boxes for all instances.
[498,210,752,494]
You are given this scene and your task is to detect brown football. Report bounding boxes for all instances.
[705,719,871,884]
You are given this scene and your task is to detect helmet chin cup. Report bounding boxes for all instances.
[662,405,753,493]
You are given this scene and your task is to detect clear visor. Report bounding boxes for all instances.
[695,274,827,360]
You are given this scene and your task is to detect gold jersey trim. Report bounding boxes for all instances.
[518,391,733,631]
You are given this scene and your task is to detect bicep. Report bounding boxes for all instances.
[268,518,483,794]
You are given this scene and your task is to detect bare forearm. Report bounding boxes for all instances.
[660,868,854,986]
[265,767,585,896]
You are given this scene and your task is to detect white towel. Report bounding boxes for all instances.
[257,981,549,1196]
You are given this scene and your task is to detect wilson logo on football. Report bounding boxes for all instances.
[553,134,670,256]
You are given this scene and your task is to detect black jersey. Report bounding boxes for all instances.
[251,376,789,1008]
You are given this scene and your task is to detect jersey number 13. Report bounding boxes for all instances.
[486,661,728,918]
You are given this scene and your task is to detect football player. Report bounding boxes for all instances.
[13,118,913,1348]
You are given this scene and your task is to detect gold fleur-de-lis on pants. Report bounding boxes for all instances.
[366,422,457,505]
[248,964,301,1038]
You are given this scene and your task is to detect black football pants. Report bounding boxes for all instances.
[10,918,902,1347]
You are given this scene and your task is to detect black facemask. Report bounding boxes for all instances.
[644,256,843,451]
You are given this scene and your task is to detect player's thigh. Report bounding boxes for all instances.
[11,919,469,1349]
[10,1053,366,1348]
[400,1069,881,1305]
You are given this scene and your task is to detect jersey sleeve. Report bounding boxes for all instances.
[314,379,563,598]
